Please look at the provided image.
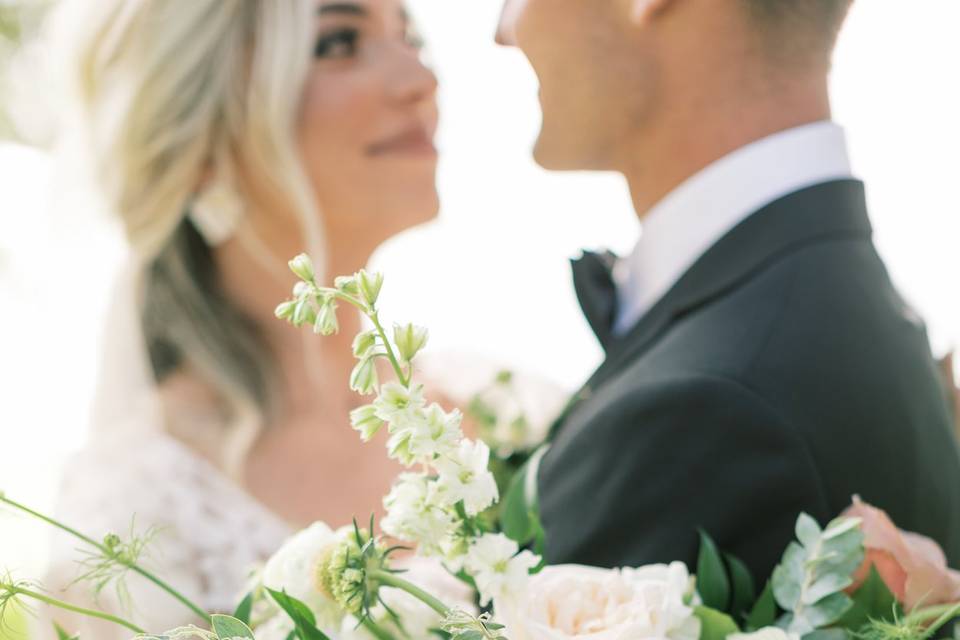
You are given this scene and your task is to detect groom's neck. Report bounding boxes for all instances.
[620,74,833,220]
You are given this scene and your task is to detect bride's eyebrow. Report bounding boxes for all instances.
[317,3,368,17]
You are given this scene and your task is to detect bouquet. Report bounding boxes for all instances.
[3,255,960,640]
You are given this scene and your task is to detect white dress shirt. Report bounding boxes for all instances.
[612,120,855,336]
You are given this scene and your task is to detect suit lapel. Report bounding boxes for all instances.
[551,179,873,438]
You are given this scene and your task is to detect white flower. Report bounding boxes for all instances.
[464,533,540,607]
[406,403,463,462]
[381,473,454,555]
[373,382,426,426]
[393,322,429,363]
[261,522,350,631]
[434,439,499,515]
[349,404,385,441]
[313,301,339,336]
[350,357,378,395]
[498,562,701,640]
[352,330,378,358]
[357,269,384,305]
[730,628,801,640]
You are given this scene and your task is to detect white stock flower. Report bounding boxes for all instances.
[350,404,385,442]
[373,382,426,426]
[393,322,429,363]
[406,403,463,462]
[499,562,701,640]
[261,522,350,631]
[381,473,454,555]
[464,533,539,607]
[434,439,499,515]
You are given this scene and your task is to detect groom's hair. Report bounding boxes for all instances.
[742,0,854,67]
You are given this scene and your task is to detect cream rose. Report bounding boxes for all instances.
[498,562,702,640]
[261,522,351,631]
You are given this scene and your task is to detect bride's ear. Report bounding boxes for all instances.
[629,0,674,25]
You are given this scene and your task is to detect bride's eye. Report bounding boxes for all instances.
[314,28,359,59]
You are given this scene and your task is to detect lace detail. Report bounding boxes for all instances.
[35,429,292,639]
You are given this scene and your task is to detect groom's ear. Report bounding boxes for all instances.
[629,0,675,25]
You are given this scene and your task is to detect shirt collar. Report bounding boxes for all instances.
[613,120,854,335]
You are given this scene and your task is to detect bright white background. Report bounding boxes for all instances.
[1,0,958,581]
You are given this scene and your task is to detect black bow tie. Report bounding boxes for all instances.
[571,250,619,348]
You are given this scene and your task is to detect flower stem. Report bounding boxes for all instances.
[0,495,210,623]
[907,601,960,636]
[369,312,409,387]
[322,289,408,386]
[361,617,397,640]
[3,584,144,634]
[370,570,449,617]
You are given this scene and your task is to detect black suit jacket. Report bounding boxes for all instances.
[540,180,960,583]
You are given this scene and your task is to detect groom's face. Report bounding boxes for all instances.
[497,0,653,171]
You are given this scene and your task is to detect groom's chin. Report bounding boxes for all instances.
[531,134,607,172]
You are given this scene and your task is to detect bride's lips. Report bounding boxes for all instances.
[368,126,437,157]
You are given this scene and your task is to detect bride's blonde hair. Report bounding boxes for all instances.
[50,0,325,457]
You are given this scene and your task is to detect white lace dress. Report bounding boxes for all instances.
[36,429,293,640]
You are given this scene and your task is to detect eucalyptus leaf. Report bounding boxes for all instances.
[211,614,255,639]
[803,629,851,640]
[796,514,823,548]
[746,582,778,631]
[695,606,741,640]
[793,592,853,634]
[770,513,865,636]
[697,530,731,611]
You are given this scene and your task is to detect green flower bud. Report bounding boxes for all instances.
[313,301,339,336]
[274,300,297,321]
[350,404,385,441]
[350,357,378,395]
[288,253,316,282]
[357,270,384,306]
[393,323,429,363]
[352,330,378,358]
[318,529,377,618]
[334,275,360,297]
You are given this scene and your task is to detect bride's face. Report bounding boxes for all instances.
[299,0,440,246]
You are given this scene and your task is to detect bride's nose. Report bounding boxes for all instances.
[385,46,439,105]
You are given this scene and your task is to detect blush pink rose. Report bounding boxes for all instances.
[843,496,960,610]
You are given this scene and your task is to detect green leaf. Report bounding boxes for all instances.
[232,591,254,626]
[746,582,778,631]
[500,445,548,546]
[267,588,331,640]
[794,592,854,634]
[726,553,756,619]
[53,622,79,640]
[837,566,900,630]
[697,530,731,611]
[211,614,256,639]
[695,606,741,640]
